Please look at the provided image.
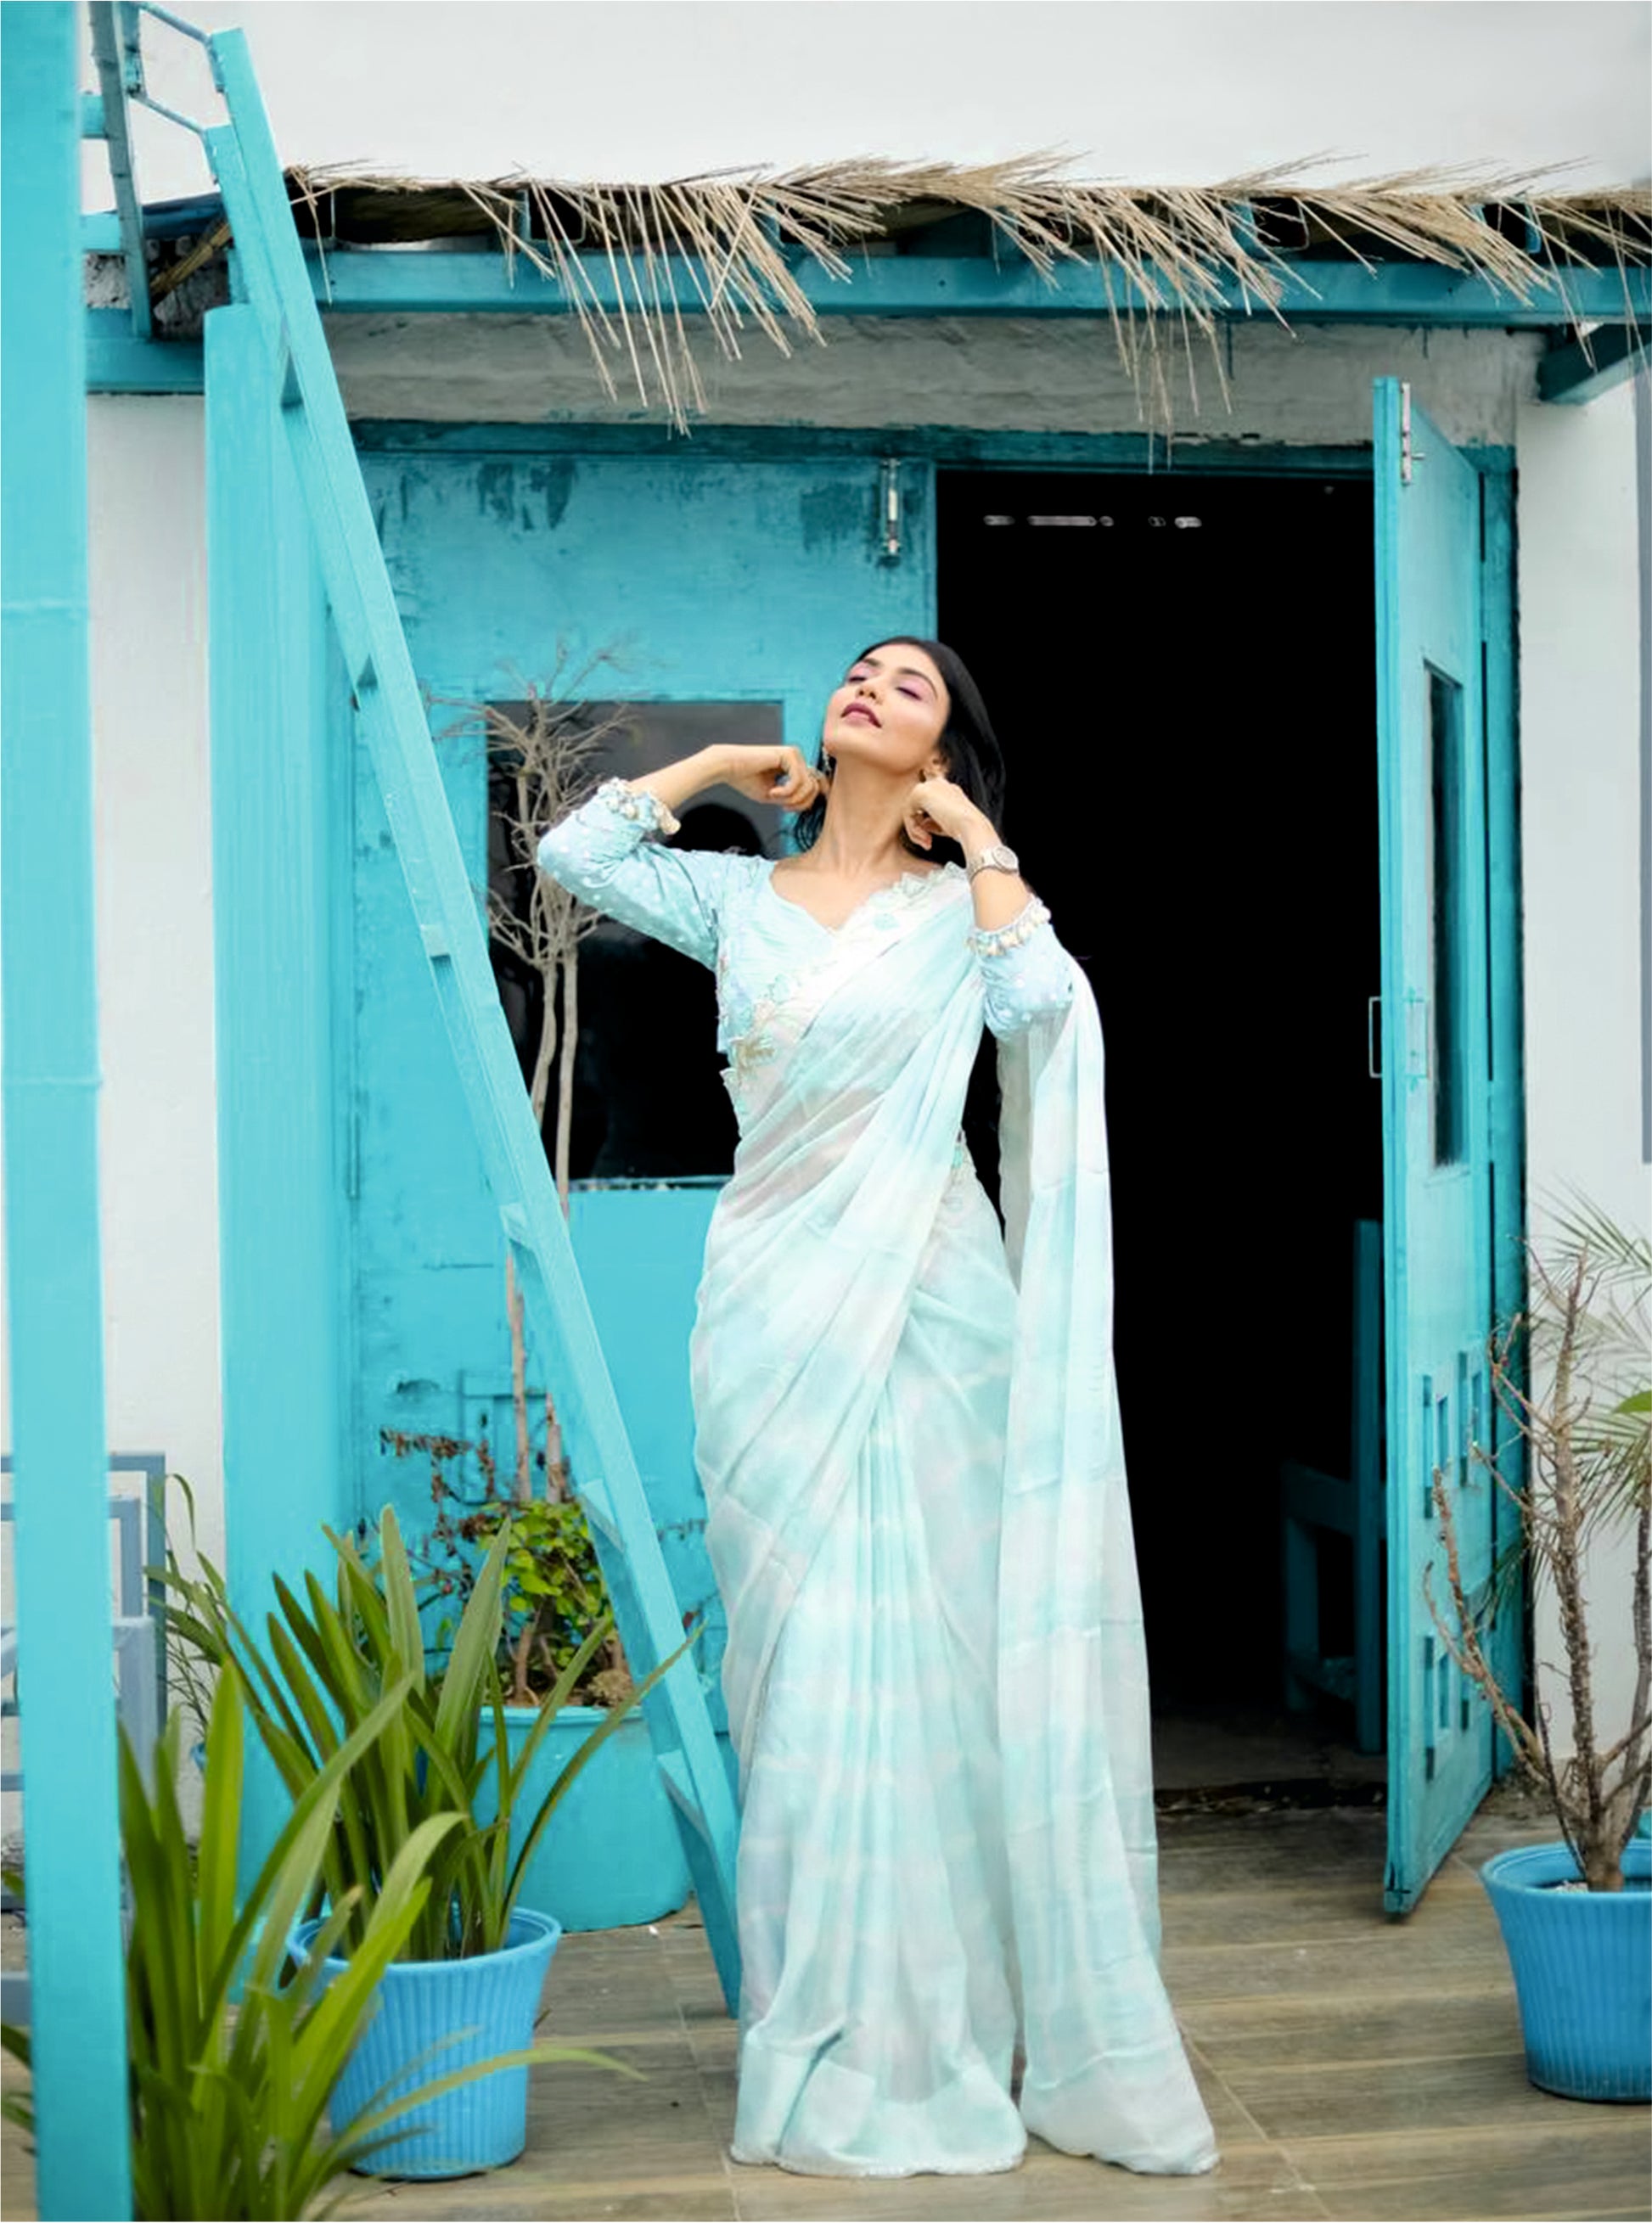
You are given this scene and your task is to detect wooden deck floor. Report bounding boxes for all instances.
[3,1786,1646,2221]
[333,1787,1648,2223]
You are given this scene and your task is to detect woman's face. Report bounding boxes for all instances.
[823,643,950,779]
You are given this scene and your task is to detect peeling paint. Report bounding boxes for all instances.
[800,478,864,553]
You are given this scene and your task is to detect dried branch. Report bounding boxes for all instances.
[432,653,640,1518]
[1424,1203,1651,1890]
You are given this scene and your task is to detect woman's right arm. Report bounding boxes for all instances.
[537,743,823,968]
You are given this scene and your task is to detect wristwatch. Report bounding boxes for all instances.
[966,842,1020,882]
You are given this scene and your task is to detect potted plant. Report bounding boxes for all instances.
[392,1422,701,1932]
[0,1668,633,2218]
[164,1507,688,2178]
[1428,1200,1650,2102]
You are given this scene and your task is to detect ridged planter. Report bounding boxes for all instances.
[1480,1840,1651,2102]
[477,1705,690,1932]
[291,1908,560,2177]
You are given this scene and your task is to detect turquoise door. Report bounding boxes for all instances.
[1374,379,1502,1911]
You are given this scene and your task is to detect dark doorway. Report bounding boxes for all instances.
[939,468,1384,1735]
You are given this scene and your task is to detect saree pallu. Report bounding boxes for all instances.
[690,881,1219,2181]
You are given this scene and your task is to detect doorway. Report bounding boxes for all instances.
[940,466,1385,1780]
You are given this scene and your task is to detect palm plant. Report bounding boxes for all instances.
[163,1506,694,1960]
[1427,1199,1651,1891]
[0,1672,632,2220]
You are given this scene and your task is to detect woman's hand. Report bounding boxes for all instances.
[904,775,995,854]
[716,743,831,813]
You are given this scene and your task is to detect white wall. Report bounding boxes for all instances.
[83,2,1649,209]
[84,396,222,1584]
[1,398,219,1838]
[1516,372,1649,1766]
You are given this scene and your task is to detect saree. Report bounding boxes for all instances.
[538,782,1219,2181]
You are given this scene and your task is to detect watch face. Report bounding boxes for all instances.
[972,843,1019,875]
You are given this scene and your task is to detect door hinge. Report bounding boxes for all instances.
[1400,382,1427,484]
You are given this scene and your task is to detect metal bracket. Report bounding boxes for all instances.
[878,458,902,563]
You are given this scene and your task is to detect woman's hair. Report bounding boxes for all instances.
[794,636,1008,865]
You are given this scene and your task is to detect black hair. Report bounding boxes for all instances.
[793,636,1008,867]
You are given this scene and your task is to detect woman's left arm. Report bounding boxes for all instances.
[907,777,1076,1036]
[969,895,1076,1037]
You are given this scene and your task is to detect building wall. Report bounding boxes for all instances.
[1515,372,1649,1761]
[17,336,1638,1774]
[85,396,222,1575]
[1,396,217,1839]
[329,314,1544,451]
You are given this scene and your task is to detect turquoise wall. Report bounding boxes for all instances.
[347,448,935,1678]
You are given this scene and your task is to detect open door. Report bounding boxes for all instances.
[1374,379,1500,1912]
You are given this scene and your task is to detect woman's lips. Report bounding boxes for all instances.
[842,704,879,726]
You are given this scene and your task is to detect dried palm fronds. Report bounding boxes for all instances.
[288,154,1652,432]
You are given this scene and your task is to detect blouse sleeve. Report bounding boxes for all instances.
[536,778,740,970]
[969,892,1078,1040]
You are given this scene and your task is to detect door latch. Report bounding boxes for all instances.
[878,458,902,563]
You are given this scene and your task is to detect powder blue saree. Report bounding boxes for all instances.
[539,781,1218,2181]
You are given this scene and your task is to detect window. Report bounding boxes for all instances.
[1428,667,1466,1167]
[489,699,785,1180]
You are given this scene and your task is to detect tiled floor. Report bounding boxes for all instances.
[3,1782,1645,2221]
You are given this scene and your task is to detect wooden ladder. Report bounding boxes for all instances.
[137,1,743,2012]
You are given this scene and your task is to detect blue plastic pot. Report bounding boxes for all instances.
[1480,1839,1650,2102]
[290,1907,560,2177]
[477,1705,689,1932]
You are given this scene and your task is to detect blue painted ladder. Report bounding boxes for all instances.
[128,2,743,2011]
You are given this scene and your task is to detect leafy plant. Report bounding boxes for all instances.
[1428,1198,1651,1891]
[389,1423,627,1708]
[163,1506,697,1961]
[436,663,627,1513]
[0,1671,635,2220]
[149,1469,220,1749]
[389,1423,713,1712]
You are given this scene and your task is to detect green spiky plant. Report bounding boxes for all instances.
[0,1671,635,2220]
[162,1506,696,1960]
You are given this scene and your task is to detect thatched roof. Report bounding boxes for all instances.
[284,155,1650,430]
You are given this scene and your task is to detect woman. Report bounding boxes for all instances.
[537,639,1218,2181]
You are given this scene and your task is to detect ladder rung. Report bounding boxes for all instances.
[350,653,377,702]
[500,1202,530,1244]
[576,1477,621,1548]
[276,336,301,411]
[656,1752,709,1839]
[420,923,449,960]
